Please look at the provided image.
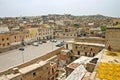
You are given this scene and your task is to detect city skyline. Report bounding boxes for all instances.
[0,0,120,17]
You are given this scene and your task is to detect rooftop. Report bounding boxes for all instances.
[0,27,9,33]
[67,56,91,69]
[75,37,105,40]
[100,50,120,63]
[94,50,120,80]
[65,40,74,44]
[61,50,71,55]
[19,61,47,74]
[66,65,87,80]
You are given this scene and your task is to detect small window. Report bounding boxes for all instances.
[75,46,77,49]
[84,47,86,49]
[2,38,4,41]
[3,44,5,47]
[33,72,36,77]
[14,36,16,39]
[7,43,9,45]
[78,51,80,55]
[90,48,93,51]
[85,52,87,56]
[52,68,54,73]
[7,38,9,40]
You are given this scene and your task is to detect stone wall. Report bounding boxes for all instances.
[72,37,105,57]
[75,37,105,44]
[105,27,120,51]
[72,44,104,57]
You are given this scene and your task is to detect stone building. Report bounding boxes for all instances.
[55,27,77,38]
[49,62,58,80]
[58,50,72,67]
[66,56,91,76]
[0,33,10,49]
[65,37,105,59]
[105,27,120,51]
[37,24,53,40]
[0,55,59,80]
[0,24,53,53]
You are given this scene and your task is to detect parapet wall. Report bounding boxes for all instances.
[75,37,105,44]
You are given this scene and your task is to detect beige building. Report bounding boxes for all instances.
[0,55,59,80]
[0,33,10,49]
[26,24,53,41]
[49,62,58,80]
[55,27,77,38]
[0,61,50,80]
[58,50,72,67]
[37,24,53,40]
[66,56,91,76]
[0,24,53,53]
[65,37,105,59]
[105,27,120,51]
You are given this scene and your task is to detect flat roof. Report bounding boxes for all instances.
[65,40,74,43]
[6,73,21,79]
[94,49,120,80]
[0,73,21,80]
[100,50,120,63]
[67,56,91,69]
[66,65,87,80]
[61,50,71,55]
[75,37,105,40]
[75,42,105,47]
[0,75,9,80]
[19,61,47,74]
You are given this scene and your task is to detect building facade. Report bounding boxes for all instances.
[105,27,120,51]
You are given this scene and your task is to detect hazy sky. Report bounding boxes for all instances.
[0,0,120,17]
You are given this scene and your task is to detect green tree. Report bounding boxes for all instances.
[101,26,106,31]
[73,24,80,28]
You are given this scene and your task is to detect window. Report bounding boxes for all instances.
[3,44,5,47]
[7,38,9,40]
[2,38,4,41]
[84,47,86,49]
[14,36,16,39]
[78,51,80,55]
[52,68,54,73]
[70,56,73,60]
[85,52,87,56]
[93,53,95,57]
[90,48,93,51]
[33,72,36,77]
[75,46,77,49]
[7,43,9,45]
